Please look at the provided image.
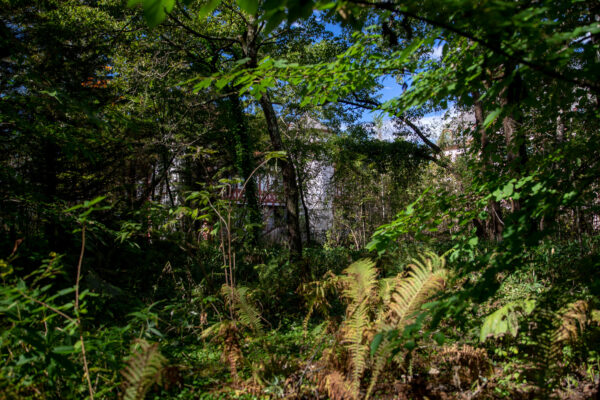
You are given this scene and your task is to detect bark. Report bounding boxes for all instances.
[228,94,262,243]
[259,92,303,258]
[296,171,312,244]
[473,92,504,240]
[239,15,302,257]
[500,66,528,212]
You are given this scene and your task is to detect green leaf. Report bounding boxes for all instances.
[53,345,75,355]
[143,0,175,28]
[198,0,220,19]
[288,0,315,21]
[370,332,384,356]
[215,77,230,90]
[480,299,536,342]
[194,78,213,92]
[404,340,416,351]
[85,195,107,208]
[264,10,286,34]
[237,0,258,15]
[502,182,514,197]
[483,108,502,128]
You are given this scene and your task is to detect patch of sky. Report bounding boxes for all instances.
[310,18,453,144]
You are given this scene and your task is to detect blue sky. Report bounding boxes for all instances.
[320,20,450,141]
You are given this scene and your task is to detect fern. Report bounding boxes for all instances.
[299,271,340,331]
[201,320,243,382]
[319,371,356,400]
[387,251,448,327]
[367,251,448,399]
[221,284,263,334]
[339,259,378,398]
[553,300,589,343]
[435,344,491,389]
[315,253,449,399]
[121,340,167,400]
[481,298,597,395]
[341,259,378,316]
[534,300,592,387]
[201,285,263,383]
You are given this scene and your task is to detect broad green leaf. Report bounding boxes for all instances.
[480,299,536,342]
[237,0,258,15]
[483,108,502,128]
[53,345,75,355]
[433,332,445,345]
[370,332,384,356]
[143,0,175,28]
[198,0,221,19]
[264,10,286,34]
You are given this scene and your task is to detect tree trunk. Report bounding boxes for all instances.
[228,94,262,243]
[473,92,504,240]
[500,66,528,212]
[297,171,312,244]
[241,14,302,258]
[259,92,303,258]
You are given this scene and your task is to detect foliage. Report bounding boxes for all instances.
[480,299,537,341]
[1,0,600,398]
[121,340,168,400]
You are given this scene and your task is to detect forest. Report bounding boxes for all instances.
[1,0,600,399]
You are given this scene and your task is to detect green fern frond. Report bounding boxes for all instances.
[367,252,448,399]
[340,259,378,397]
[541,300,590,373]
[345,301,370,396]
[483,299,593,393]
[121,340,167,400]
[366,335,394,399]
[341,259,378,314]
[221,284,263,334]
[388,251,447,328]
[300,272,340,331]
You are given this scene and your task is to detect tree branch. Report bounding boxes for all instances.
[347,0,599,91]
[337,96,441,154]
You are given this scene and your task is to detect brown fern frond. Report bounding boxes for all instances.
[300,272,340,331]
[319,371,356,400]
[554,300,589,343]
[120,340,167,400]
[524,300,592,393]
[438,344,490,374]
[365,336,394,399]
[432,344,491,390]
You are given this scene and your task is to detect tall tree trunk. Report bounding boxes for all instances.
[473,92,504,240]
[228,93,262,243]
[500,66,528,212]
[259,92,303,258]
[241,14,302,258]
[297,172,312,244]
